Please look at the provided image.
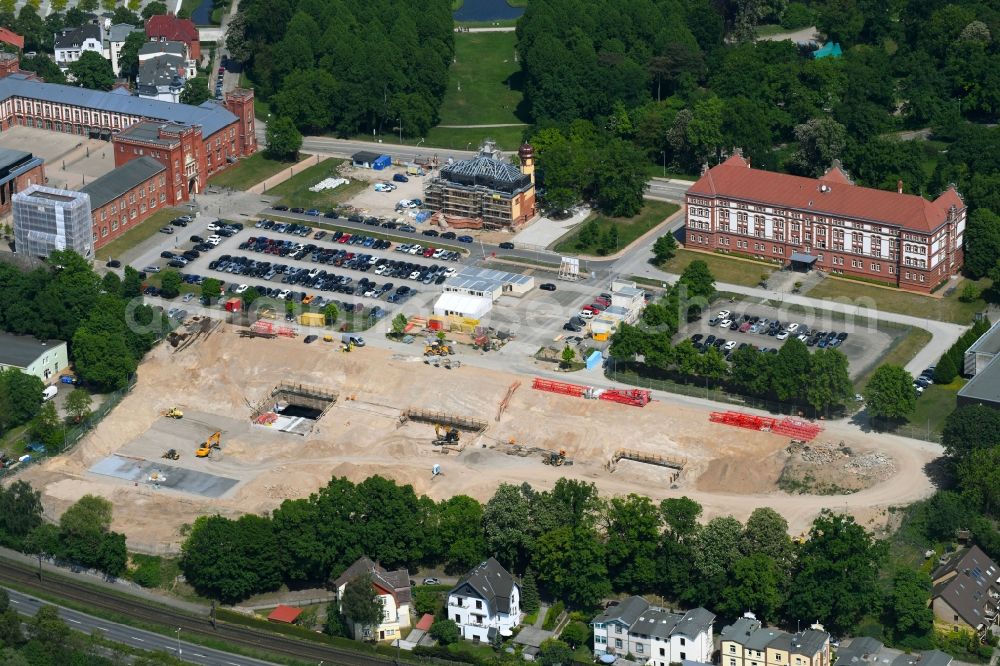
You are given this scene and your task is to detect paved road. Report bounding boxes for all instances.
[5,587,278,666]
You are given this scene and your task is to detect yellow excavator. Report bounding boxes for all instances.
[196,431,221,458]
[162,407,183,419]
[433,424,460,445]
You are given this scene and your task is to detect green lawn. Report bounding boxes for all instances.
[437,31,525,126]
[266,159,367,209]
[905,378,963,439]
[660,248,777,287]
[96,208,187,262]
[554,201,679,255]
[806,277,988,325]
[208,153,297,190]
[854,327,933,394]
[425,126,526,151]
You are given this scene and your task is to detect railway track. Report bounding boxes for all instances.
[0,557,395,665]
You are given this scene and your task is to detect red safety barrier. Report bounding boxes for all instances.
[252,320,275,334]
[709,411,822,440]
[599,389,652,407]
[532,377,588,397]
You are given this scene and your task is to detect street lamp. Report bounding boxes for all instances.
[661,151,666,178]
[398,118,402,144]
[175,627,181,656]
[417,138,425,151]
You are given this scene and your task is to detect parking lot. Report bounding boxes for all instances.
[675,299,902,379]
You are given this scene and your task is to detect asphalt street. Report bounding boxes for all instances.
[4,587,278,666]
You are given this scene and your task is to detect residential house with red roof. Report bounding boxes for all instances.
[0,27,24,51]
[145,14,200,62]
[331,557,412,642]
[684,153,966,293]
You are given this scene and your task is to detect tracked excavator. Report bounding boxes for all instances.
[196,431,221,458]
[433,424,460,446]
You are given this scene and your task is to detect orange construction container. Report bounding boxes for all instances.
[225,297,242,312]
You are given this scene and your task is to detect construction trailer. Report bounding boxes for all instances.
[225,297,242,313]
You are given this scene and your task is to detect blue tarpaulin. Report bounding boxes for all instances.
[585,350,603,370]
[813,42,842,59]
[415,211,431,223]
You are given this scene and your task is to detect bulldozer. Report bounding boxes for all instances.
[542,449,567,466]
[161,449,180,460]
[162,407,183,419]
[433,424,460,445]
[196,431,221,458]
[424,340,454,356]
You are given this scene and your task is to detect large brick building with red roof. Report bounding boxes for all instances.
[684,153,966,293]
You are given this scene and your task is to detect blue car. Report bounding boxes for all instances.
[305,209,321,216]
[457,235,474,243]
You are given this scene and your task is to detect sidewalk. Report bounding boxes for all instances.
[248,154,322,195]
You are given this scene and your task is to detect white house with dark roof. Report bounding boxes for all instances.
[54,24,104,71]
[447,557,521,642]
[332,556,412,642]
[591,596,715,666]
[0,332,68,383]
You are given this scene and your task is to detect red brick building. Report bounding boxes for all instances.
[145,14,200,62]
[0,53,257,199]
[685,154,966,293]
[79,156,168,249]
[0,147,45,219]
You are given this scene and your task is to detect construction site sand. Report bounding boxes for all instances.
[17,325,942,553]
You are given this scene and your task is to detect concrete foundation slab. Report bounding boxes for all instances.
[89,455,240,498]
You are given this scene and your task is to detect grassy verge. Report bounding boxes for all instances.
[496,255,561,269]
[905,378,963,439]
[438,31,525,126]
[806,276,988,325]
[642,163,699,180]
[554,201,678,255]
[660,248,776,287]
[266,159,367,209]
[348,126,527,152]
[208,153,298,190]
[95,208,187,262]
[268,216,469,256]
[854,327,933,393]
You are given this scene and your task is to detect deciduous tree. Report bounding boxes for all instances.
[532,526,610,608]
[603,494,661,593]
[180,77,211,106]
[863,364,916,422]
[65,388,93,423]
[789,118,847,177]
[265,116,302,161]
[68,50,115,91]
[341,573,385,639]
[785,511,885,635]
[942,405,1000,458]
[805,348,853,412]
[652,233,678,264]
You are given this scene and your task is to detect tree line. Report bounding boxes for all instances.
[226,0,453,138]
[0,482,128,578]
[0,253,165,393]
[176,472,927,641]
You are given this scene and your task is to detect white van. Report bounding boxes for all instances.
[341,334,365,347]
[42,386,58,402]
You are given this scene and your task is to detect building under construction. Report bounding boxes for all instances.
[423,140,536,230]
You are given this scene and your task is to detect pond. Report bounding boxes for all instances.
[453,0,524,22]
[191,0,215,26]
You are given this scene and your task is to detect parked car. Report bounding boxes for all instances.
[106,259,121,268]
[457,235,474,243]
[159,226,174,234]
[422,578,440,585]
[539,283,557,291]
[393,173,409,182]
[498,242,515,249]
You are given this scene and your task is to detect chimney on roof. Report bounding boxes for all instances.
[897,179,903,194]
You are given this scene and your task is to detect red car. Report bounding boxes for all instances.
[594,297,610,307]
[582,305,598,314]
[339,234,351,243]
[423,247,435,257]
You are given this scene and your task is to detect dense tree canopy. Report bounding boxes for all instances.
[233,0,453,137]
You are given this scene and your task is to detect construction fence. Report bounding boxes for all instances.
[0,374,138,481]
